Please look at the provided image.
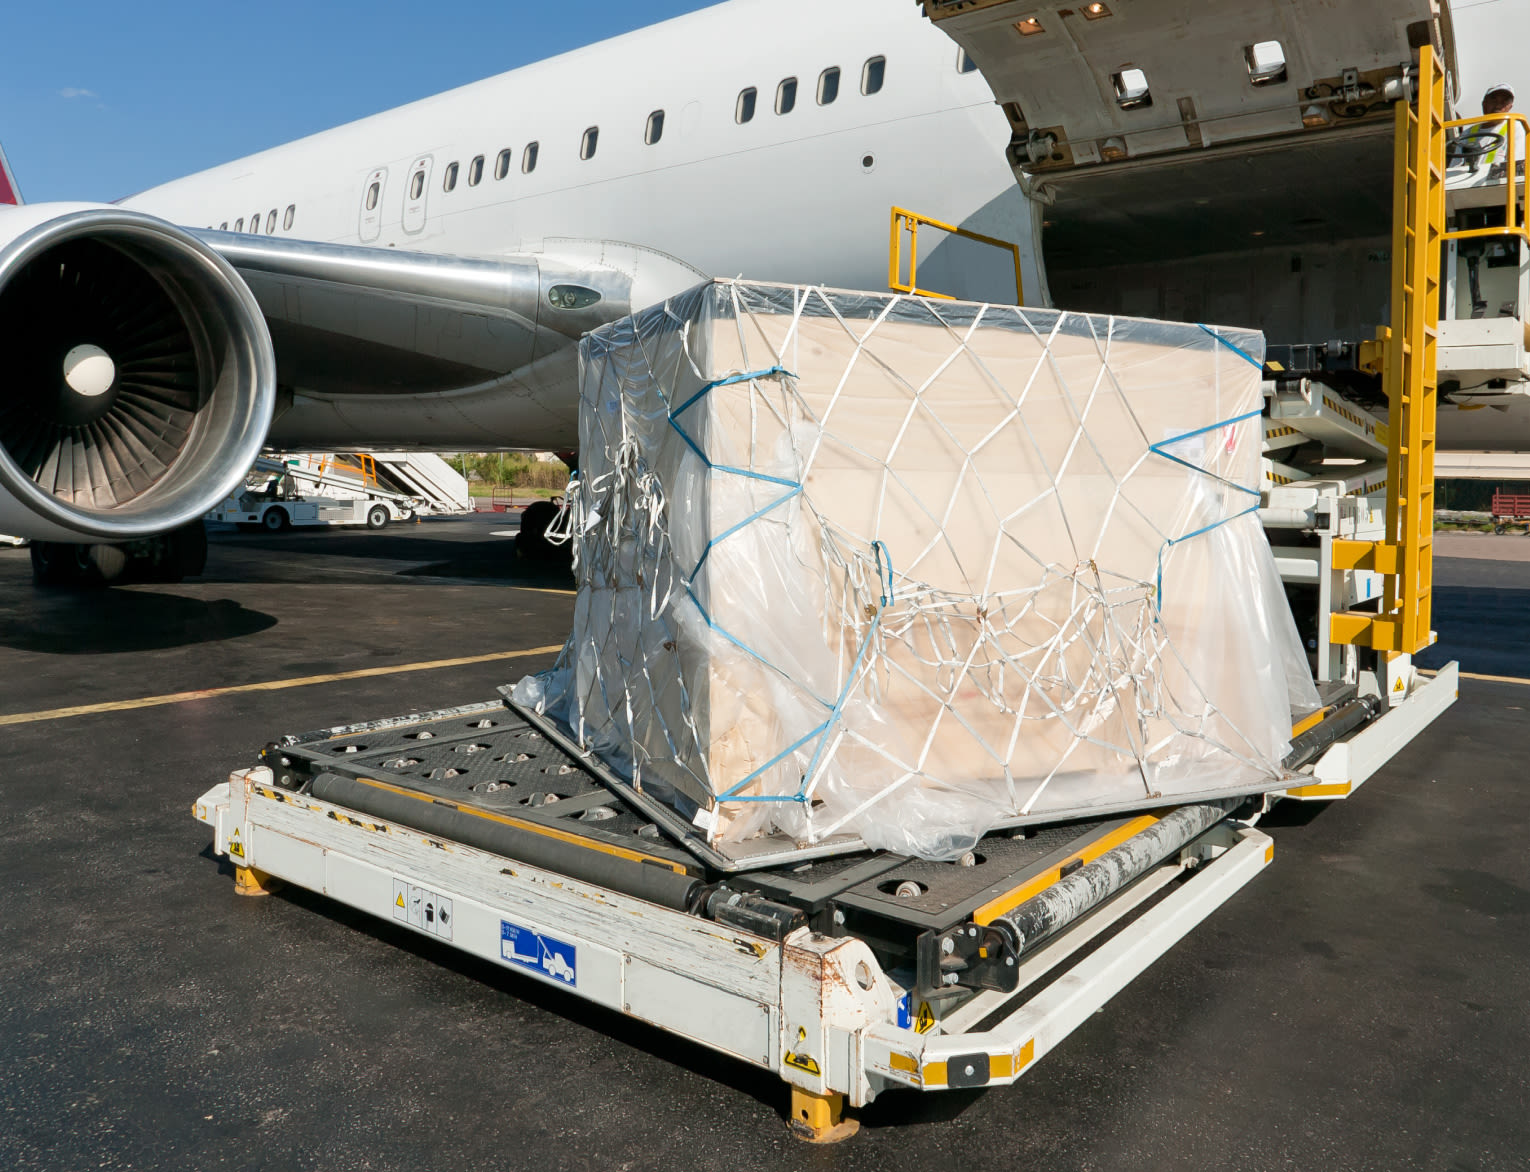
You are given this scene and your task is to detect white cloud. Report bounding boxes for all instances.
[59,87,98,99]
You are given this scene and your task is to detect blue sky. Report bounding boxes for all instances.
[2,0,716,203]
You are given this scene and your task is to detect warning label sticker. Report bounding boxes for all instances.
[500,919,577,987]
[392,878,453,941]
[896,993,936,1033]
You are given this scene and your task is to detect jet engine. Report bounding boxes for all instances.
[0,205,275,554]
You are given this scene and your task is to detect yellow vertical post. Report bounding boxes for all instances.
[1388,44,1444,654]
[1335,45,1443,655]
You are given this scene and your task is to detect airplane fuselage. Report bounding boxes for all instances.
[124,0,1032,306]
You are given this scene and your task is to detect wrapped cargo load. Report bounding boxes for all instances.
[516,281,1318,859]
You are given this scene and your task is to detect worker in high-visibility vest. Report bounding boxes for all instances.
[1456,83,1515,170]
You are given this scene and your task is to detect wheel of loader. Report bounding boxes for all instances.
[263,507,290,532]
[144,519,208,583]
[515,498,568,563]
[367,505,389,530]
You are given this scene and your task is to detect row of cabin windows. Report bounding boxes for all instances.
[434,142,541,193]
[223,52,968,233]
[736,57,885,125]
[218,204,295,234]
[430,55,892,196]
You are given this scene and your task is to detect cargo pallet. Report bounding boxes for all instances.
[194,666,1454,1139]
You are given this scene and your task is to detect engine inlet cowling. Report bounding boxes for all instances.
[0,205,275,542]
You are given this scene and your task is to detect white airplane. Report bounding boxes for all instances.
[0,0,1519,584]
[0,0,1028,582]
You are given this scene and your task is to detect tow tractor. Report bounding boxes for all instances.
[193,10,1512,1141]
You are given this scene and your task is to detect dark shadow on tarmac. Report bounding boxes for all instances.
[205,521,574,587]
[0,589,277,654]
[269,881,799,1118]
[250,869,996,1133]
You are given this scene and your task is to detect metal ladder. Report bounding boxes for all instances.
[1330,43,1446,661]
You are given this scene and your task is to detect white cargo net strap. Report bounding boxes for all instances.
[547,285,1283,846]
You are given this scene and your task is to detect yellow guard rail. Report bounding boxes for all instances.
[888,206,1024,304]
[1441,110,1530,245]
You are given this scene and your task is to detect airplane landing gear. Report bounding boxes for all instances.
[29,519,208,588]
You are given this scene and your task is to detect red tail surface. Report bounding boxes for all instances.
[0,143,22,205]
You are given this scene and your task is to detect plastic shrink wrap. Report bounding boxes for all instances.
[516,281,1319,859]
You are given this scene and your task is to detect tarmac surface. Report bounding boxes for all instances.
[1,514,1528,1171]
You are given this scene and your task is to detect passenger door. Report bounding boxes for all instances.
[402,155,433,235]
[358,167,387,242]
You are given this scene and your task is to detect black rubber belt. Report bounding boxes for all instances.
[991,801,1237,955]
[308,772,701,912]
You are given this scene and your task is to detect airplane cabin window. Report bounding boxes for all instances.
[861,56,886,95]
[410,169,425,199]
[523,142,539,173]
[284,204,295,230]
[219,221,228,231]
[776,77,797,114]
[581,126,599,160]
[266,209,277,233]
[366,182,380,211]
[645,109,664,145]
[817,67,840,105]
[233,218,243,232]
[468,154,484,185]
[957,49,978,74]
[250,211,261,233]
[495,148,512,179]
[443,161,459,191]
[736,87,757,124]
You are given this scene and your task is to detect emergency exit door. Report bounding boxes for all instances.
[358,167,386,242]
[403,155,432,235]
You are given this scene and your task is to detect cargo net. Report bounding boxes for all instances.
[524,282,1310,859]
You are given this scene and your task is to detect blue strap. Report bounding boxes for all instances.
[1148,408,1264,482]
[671,365,793,420]
[1198,324,1264,369]
[873,539,894,607]
[661,362,897,806]
[1148,407,1263,610]
[716,609,884,804]
[1154,502,1262,606]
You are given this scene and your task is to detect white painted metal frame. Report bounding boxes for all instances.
[193,767,1272,1109]
[1285,661,1459,800]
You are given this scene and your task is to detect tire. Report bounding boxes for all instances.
[30,541,123,587]
[86,544,128,584]
[263,507,290,532]
[161,519,208,581]
[31,542,85,587]
[366,505,389,530]
[1495,523,1507,535]
[515,499,572,566]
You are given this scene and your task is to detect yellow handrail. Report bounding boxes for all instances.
[1442,110,1530,244]
[888,206,1024,304]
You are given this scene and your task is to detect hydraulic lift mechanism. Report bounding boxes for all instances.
[192,6,1495,1140]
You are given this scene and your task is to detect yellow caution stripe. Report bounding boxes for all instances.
[283,770,692,875]
[0,644,564,727]
[972,816,1159,926]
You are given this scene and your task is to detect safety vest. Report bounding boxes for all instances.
[1459,118,1508,168]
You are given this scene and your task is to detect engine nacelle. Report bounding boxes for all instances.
[0,204,274,542]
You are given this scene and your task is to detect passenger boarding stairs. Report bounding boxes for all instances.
[259,452,469,516]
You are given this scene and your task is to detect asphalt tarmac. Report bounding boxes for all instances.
[1,515,1526,1171]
